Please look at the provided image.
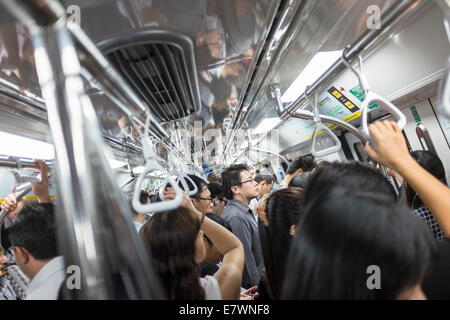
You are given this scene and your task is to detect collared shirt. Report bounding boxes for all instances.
[248,197,260,221]
[26,256,65,300]
[222,199,263,289]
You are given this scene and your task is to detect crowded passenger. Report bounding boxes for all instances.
[221,164,263,289]
[140,190,244,300]
[208,182,227,216]
[0,161,64,300]
[257,187,304,300]
[278,154,315,189]
[248,173,274,217]
[406,150,448,241]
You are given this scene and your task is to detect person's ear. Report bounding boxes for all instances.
[15,246,30,264]
[231,185,240,195]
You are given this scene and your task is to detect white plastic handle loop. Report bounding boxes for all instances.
[132,170,183,213]
[175,175,198,196]
[158,178,184,203]
[342,53,406,139]
[310,93,341,158]
[360,91,407,138]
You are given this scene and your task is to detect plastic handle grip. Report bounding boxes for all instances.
[361,91,407,139]
[132,169,183,213]
[177,175,198,196]
[311,122,342,158]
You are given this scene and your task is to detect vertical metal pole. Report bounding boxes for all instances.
[1,0,165,299]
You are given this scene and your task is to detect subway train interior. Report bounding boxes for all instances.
[0,0,449,302]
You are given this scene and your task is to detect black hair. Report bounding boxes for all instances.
[209,77,232,102]
[195,43,220,69]
[139,190,149,205]
[260,188,304,299]
[254,174,274,185]
[303,161,397,205]
[282,187,437,300]
[288,171,311,189]
[407,150,447,209]
[129,191,150,216]
[287,154,315,174]
[221,164,249,200]
[178,174,207,197]
[7,202,58,260]
[208,182,224,199]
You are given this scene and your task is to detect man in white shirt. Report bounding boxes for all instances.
[248,174,274,220]
[1,160,65,300]
[7,202,65,300]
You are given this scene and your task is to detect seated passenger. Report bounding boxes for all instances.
[406,150,448,241]
[283,187,437,299]
[140,191,244,300]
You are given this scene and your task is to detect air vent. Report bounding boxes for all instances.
[98,30,201,122]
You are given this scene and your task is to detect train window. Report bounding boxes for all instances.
[0,131,54,159]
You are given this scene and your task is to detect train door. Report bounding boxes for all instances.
[401,98,450,177]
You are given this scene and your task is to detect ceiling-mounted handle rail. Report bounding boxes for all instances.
[309,92,341,158]
[342,53,406,140]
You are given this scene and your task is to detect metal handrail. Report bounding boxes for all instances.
[309,93,342,158]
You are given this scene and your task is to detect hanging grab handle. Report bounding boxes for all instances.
[132,170,183,213]
[310,92,342,158]
[132,134,183,213]
[342,53,407,139]
[175,174,198,196]
[158,178,184,203]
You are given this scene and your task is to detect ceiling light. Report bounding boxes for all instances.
[281,50,343,103]
[252,117,282,135]
[0,131,54,159]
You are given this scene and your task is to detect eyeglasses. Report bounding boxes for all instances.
[237,178,255,185]
[191,196,213,201]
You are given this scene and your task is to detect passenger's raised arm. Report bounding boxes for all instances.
[365,120,450,236]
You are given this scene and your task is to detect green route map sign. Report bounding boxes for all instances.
[349,85,379,110]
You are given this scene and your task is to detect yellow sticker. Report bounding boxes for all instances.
[332,90,342,98]
[0,195,56,204]
[342,111,361,122]
[345,101,355,109]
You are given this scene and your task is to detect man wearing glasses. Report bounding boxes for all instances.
[221,164,262,289]
[183,174,214,215]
